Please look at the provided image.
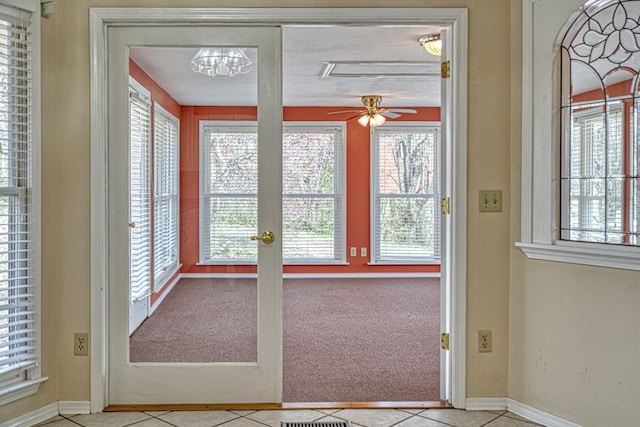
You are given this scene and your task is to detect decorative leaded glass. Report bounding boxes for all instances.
[561,0,640,245]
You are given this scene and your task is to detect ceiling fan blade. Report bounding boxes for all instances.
[327,109,363,115]
[381,111,401,119]
[345,113,364,121]
[387,108,418,114]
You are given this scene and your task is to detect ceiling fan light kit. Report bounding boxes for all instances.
[419,34,442,56]
[328,95,417,127]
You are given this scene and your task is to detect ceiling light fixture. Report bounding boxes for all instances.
[419,34,442,56]
[358,95,387,127]
[189,47,252,78]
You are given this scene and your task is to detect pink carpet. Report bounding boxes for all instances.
[130,277,440,402]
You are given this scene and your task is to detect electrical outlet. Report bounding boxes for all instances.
[360,247,367,257]
[478,330,492,353]
[479,190,502,212]
[74,332,89,356]
[350,247,356,257]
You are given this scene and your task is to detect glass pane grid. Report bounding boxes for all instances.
[202,125,344,263]
[372,127,440,262]
[0,9,35,377]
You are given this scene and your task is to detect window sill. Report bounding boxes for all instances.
[0,376,48,406]
[516,241,640,271]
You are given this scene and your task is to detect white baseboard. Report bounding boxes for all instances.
[180,272,441,279]
[507,399,584,427]
[149,273,181,315]
[58,400,91,415]
[0,402,58,427]
[1,401,91,427]
[284,272,441,279]
[465,397,507,410]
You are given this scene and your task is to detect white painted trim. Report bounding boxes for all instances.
[90,6,467,410]
[516,241,640,271]
[90,6,109,413]
[0,377,47,407]
[507,399,584,427]
[0,402,58,427]
[520,0,534,243]
[465,397,507,411]
[284,272,441,279]
[58,401,91,415]
[519,0,640,272]
[180,273,258,279]
[181,272,441,279]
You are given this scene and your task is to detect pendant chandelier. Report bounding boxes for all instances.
[190,47,253,78]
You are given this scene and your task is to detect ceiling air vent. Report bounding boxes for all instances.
[320,61,440,78]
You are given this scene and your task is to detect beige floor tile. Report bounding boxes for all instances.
[392,415,450,427]
[313,415,354,424]
[157,410,239,427]
[221,417,275,427]
[143,411,171,417]
[34,415,65,426]
[484,415,544,427]
[69,412,152,427]
[400,409,427,415]
[126,418,176,427]
[34,419,81,427]
[502,412,543,425]
[331,409,412,427]
[229,410,257,416]
[245,409,326,426]
[418,409,499,427]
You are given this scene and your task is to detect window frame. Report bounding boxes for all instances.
[198,120,346,265]
[0,0,45,406]
[370,121,441,265]
[152,103,180,288]
[127,77,152,304]
[519,0,640,271]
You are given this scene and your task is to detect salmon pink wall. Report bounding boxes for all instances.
[130,59,182,303]
[180,106,441,275]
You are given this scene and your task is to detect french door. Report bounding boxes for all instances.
[107,26,283,404]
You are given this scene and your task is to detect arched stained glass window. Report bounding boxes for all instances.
[561,0,640,245]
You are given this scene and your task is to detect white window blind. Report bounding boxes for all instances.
[128,79,151,303]
[283,125,344,263]
[153,105,179,285]
[562,104,626,243]
[0,1,38,397]
[200,123,258,263]
[371,125,441,263]
[199,122,345,264]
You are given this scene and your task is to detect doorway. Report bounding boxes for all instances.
[90,7,468,411]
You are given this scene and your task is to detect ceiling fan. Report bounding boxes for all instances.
[328,95,417,127]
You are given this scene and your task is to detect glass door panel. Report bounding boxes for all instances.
[108,26,282,404]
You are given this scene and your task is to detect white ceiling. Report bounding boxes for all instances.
[129,25,443,108]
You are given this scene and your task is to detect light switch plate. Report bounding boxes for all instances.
[479,190,502,212]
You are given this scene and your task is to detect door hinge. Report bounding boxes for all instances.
[441,333,450,350]
[441,197,451,215]
[441,60,451,78]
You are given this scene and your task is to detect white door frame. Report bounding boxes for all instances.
[90,7,468,412]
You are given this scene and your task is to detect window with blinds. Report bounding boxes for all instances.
[128,79,152,303]
[371,125,441,263]
[283,125,344,263]
[153,105,179,285]
[0,0,41,401]
[199,122,345,263]
[559,0,640,247]
[562,103,626,243]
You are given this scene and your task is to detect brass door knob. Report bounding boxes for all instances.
[250,230,275,244]
[128,222,136,228]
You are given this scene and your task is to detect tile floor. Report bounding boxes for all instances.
[34,408,545,427]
